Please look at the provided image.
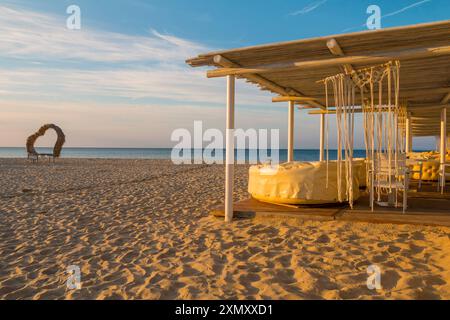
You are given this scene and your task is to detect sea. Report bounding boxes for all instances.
[0,147,368,163]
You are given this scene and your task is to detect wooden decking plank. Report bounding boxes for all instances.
[211,198,340,220]
[408,192,450,200]
[210,195,450,227]
[338,211,450,227]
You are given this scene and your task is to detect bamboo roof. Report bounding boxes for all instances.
[187,20,450,137]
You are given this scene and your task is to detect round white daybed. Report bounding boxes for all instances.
[248,161,362,205]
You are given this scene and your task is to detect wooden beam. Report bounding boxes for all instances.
[213,55,325,109]
[414,130,450,133]
[442,92,450,104]
[413,124,450,128]
[327,38,368,93]
[309,106,396,115]
[272,96,318,103]
[412,115,450,120]
[413,129,447,131]
[412,120,447,124]
[305,87,450,101]
[408,103,450,111]
[413,133,442,137]
[413,130,450,134]
[414,128,450,131]
[308,104,449,116]
[213,55,289,95]
[207,45,450,78]
[309,110,337,115]
[326,38,353,74]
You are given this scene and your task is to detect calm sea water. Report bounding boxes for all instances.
[0,147,368,162]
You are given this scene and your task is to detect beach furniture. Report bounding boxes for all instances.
[248,161,360,205]
[26,124,65,163]
[370,154,409,213]
[438,163,450,194]
[409,160,439,181]
[407,159,424,190]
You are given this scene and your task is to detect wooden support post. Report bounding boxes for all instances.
[320,113,325,161]
[288,101,295,162]
[225,75,235,222]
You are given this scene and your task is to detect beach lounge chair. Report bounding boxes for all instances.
[370,155,409,213]
[438,163,449,194]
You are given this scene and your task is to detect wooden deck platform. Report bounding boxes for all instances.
[211,189,450,227]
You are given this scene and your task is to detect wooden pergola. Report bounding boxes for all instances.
[187,20,450,222]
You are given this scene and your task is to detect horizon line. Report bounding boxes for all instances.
[0,146,430,151]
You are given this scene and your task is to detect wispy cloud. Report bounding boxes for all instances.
[342,0,432,32]
[0,5,206,63]
[383,0,432,18]
[0,4,273,106]
[288,0,328,16]
[0,66,271,106]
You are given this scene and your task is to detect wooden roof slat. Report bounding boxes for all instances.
[187,20,450,134]
[187,20,450,66]
[206,45,450,78]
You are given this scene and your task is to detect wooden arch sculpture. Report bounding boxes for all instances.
[26,124,66,159]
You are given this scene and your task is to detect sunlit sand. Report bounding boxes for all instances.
[0,159,448,299]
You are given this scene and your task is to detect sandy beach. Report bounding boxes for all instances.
[0,158,449,300]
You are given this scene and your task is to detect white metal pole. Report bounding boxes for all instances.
[405,113,412,153]
[225,75,235,222]
[288,101,295,162]
[320,113,325,161]
[441,107,447,164]
[440,107,447,190]
[409,122,413,153]
[440,108,447,194]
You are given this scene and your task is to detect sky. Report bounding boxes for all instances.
[1,0,449,149]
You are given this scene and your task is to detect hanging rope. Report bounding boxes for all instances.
[321,74,357,207]
[318,60,402,209]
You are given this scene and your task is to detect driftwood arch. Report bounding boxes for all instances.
[26,124,66,158]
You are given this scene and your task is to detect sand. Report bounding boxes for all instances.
[0,158,449,300]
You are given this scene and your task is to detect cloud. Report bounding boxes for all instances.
[0,66,271,106]
[150,29,201,49]
[289,0,328,16]
[0,4,273,106]
[342,0,433,32]
[382,0,432,19]
[0,5,206,63]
